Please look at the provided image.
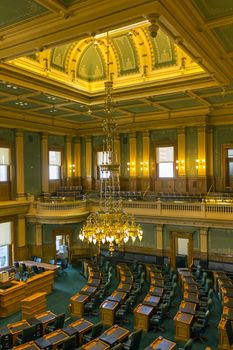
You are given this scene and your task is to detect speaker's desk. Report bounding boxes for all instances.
[173,311,194,342]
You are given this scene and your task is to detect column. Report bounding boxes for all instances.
[17,215,26,247]
[156,224,163,255]
[129,132,136,190]
[200,227,208,261]
[197,125,207,192]
[74,137,81,185]
[142,130,150,190]
[65,136,72,185]
[207,126,214,191]
[35,223,43,257]
[41,133,49,195]
[85,136,92,190]
[197,126,207,176]
[15,130,25,200]
[177,127,186,176]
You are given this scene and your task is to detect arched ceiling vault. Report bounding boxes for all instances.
[0,0,233,135]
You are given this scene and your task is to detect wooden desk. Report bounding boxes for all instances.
[222,306,233,320]
[31,310,56,332]
[183,291,199,304]
[183,283,198,293]
[224,296,233,308]
[0,281,26,317]
[134,304,154,332]
[20,261,58,271]
[99,325,129,346]
[70,293,89,317]
[116,283,131,293]
[37,330,69,350]
[87,278,101,287]
[8,320,30,345]
[150,279,164,287]
[89,271,102,279]
[218,317,233,350]
[145,336,176,350]
[108,291,127,303]
[179,300,197,315]
[221,288,233,300]
[100,300,119,326]
[143,294,160,308]
[63,318,93,346]
[81,338,110,350]
[120,276,133,284]
[173,311,194,342]
[21,292,47,319]
[150,272,163,280]
[80,285,97,296]
[13,341,40,350]
[13,341,40,349]
[149,286,164,297]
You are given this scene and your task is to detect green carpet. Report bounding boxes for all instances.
[0,264,220,350]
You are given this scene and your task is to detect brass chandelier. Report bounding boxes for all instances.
[79,34,143,254]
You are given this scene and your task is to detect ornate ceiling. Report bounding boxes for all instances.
[0,0,233,135]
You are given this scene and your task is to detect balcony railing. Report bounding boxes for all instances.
[26,198,233,221]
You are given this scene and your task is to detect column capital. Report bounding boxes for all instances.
[41,132,48,140]
[85,136,92,143]
[15,129,24,138]
[66,136,72,143]
[177,126,186,135]
[142,130,150,138]
[129,131,136,139]
[197,125,207,133]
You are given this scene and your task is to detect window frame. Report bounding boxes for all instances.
[222,144,233,188]
[154,143,177,179]
[48,149,62,181]
[0,147,11,183]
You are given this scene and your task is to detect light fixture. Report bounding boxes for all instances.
[69,164,75,175]
[140,161,149,171]
[196,159,205,169]
[176,160,185,170]
[127,161,136,172]
[79,33,143,255]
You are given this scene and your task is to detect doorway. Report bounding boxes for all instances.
[170,232,193,268]
[53,229,72,263]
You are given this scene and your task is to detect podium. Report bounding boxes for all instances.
[21,292,47,319]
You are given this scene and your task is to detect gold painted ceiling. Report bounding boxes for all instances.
[0,0,233,135]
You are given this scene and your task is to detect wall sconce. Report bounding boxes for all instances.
[140,161,149,171]
[176,160,185,170]
[196,159,205,169]
[127,161,136,172]
[69,164,75,174]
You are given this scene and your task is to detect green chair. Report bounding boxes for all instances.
[82,321,103,343]
[16,325,36,345]
[84,290,102,316]
[45,313,65,333]
[115,297,133,324]
[63,335,76,350]
[178,338,193,350]
[122,329,143,350]
[191,310,210,343]
[111,344,123,350]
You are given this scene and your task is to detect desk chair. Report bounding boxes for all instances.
[178,338,193,350]
[84,290,102,316]
[191,310,210,343]
[0,328,13,350]
[115,297,133,324]
[112,344,123,350]
[32,265,40,274]
[16,325,36,345]
[82,321,103,343]
[63,335,76,350]
[150,303,168,332]
[57,259,68,276]
[122,329,143,350]
[45,313,65,334]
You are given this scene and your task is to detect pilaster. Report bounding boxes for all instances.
[15,130,25,200]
